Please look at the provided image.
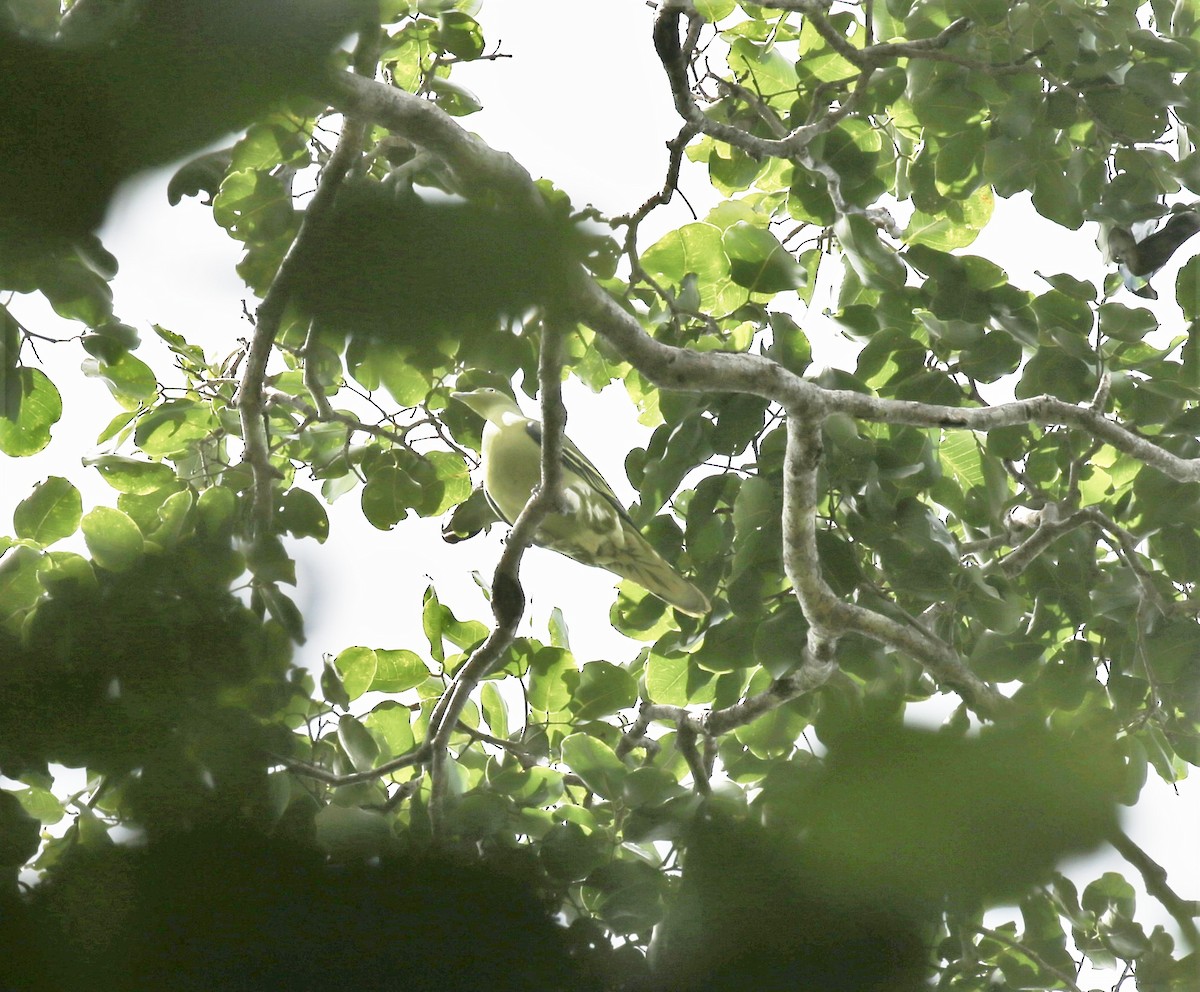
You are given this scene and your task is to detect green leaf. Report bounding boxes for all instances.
[13,476,82,545]
[694,0,735,22]
[0,791,40,869]
[529,646,576,713]
[722,222,806,294]
[1098,303,1157,342]
[81,353,158,407]
[338,714,380,771]
[481,682,509,738]
[334,646,378,701]
[85,455,177,494]
[80,506,144,572]
[835,214,906,289]
[642,222,746,316]
[548,607,571,650]
[196,485,237,539]
[561,733,627,800]
[572,661,638,720]
[361,464,413,530]
[0,546,44,623]
[909,66,986,134]
[366,700,415,756]
[39,257,113,326]
[0,368,62,456]
[134,399,216,456]
[425,450,472,515]
[369,649,429,693]
[321,659,352,710]
[904,183,994,250]
[13,784,64,824]
[429,76,483,116]
[277,488,329,542]
[313,805,392,859]
[646,651,715,706]
[1177,255,1200,319]
[436,11,485,59]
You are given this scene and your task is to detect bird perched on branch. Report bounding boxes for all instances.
[1100,209,1200,299]
[451,388,710,617]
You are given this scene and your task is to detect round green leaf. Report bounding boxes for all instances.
[313,805,392,860]
[81,353,158,407]
[646,651,715,705]
[0,368,62,456]
[366,700,416,756]
[369,648,429,693]
[13,476,82,545]
[80,506,144,572]
[277,487,329,542]
[334,646,378,701]
[694,0,735,21]
[642,222,746,316]
[134,399,216,456]
[361,465,416,530]
[561,733,627,800]
[722,222,805,294]
[571,661,638,720]
[1176,255,1200,319]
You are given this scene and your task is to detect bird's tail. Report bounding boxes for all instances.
[607,525,710,617]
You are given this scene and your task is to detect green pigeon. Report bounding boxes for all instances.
[451,388,710,616]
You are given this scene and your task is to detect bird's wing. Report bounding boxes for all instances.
[524,420,636,527]
[523,422,709,615]
[602,521,711,616]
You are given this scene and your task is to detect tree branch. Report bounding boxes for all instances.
[425,319,567,835]
[319,71,1200,721]
[783,411,1006,718]
[236,109,366,540]
[968,924,1086,992]
[651,5,849,159]
[1110,829,1200,947]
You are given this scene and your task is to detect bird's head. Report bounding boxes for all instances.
[450,387,526,425]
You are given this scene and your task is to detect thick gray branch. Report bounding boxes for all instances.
[783,413,1006,718]
[320,72,1200,722]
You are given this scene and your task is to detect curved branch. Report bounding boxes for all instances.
[651,5,851,160]
[319,73,1200,483]
[425,320,567,833]
[318,69,1200,721]
[1110,830,1200,947]
[236,110,367,540]
[783,411,1007,718]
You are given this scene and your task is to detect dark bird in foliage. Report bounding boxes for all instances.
[1104,209,1200,299]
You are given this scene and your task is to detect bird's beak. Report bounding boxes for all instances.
[450,391,482,416]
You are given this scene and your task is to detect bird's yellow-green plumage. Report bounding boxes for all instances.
[451,388,710,617]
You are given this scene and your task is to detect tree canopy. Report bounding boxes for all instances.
[1,1,1198,990]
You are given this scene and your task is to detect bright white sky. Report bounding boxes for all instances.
[1,0,1196,962]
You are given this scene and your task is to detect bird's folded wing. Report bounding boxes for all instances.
[525,421,635,527]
